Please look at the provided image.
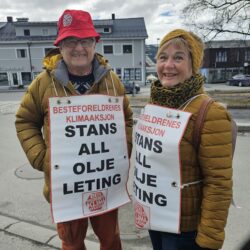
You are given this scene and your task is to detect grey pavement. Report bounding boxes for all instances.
[0,87,250,250]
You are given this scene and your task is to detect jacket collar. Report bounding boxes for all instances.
[44,49,110,86]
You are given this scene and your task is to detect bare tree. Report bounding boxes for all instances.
[182,0,250,40]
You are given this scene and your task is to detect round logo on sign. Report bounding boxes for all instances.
[63,14,72,27]
[86,192,106,212]
[134,202,148,228]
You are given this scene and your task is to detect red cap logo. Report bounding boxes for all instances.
[63,14,72,27]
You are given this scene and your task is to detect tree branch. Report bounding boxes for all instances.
[182,0,250,39]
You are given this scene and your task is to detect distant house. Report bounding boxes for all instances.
[0,14,148,88]
[145,44,157,77]
[202,40,250,83]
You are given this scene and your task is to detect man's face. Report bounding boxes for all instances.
[59,37,96,75]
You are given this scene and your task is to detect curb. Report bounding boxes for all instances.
[0,88,27,93]
[0,214,99,249]
[236,123,250,133]
[0,212,150,250]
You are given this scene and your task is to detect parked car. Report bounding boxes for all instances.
[123,80,140,94]
[227,74,250,87]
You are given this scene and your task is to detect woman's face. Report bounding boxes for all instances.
[156,43,192,88]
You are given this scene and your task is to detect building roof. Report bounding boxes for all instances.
[0,23,17,40]
[96,18,148,39]
[14,21,57,27]
[0,22,5,29]
[94,19,114,27]
[0,16,148,42]
[205,40,250,49]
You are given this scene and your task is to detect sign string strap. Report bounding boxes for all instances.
[179,180,202,189]
[105,72,118,97]
[51,77,69,98]
[62,85,68,97]
[51,77,59,97]
[110,72,117,97]
[105,79,110,95]
[178,94,205,110]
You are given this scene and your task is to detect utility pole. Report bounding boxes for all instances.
[157,38,160,51]
[27,42,33,80]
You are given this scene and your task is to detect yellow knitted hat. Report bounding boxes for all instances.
[157,29,204,74]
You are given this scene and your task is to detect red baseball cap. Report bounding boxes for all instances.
[54,9,100,46]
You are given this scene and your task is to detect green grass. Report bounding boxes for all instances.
[129,91,250,108]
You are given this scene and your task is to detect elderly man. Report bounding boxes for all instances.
[15,9,133,250]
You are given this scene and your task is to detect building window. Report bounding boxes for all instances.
[245,50,250,61]
[21,72,32,85]
[42,28,49,36]
[216,51,227,62]
[0,73,8,86]
[123,45,132,54]
[135,68,141,80]
[124,68,141,80]
[104,45,113,54]
[12,72,18,85]
[17,49,27,58]
[24,29,30,36]
[103,27,110,33]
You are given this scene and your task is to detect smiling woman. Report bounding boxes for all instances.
[141,29,233,250]
[156,37,193,88]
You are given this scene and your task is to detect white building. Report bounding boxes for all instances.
[0,14,148,88]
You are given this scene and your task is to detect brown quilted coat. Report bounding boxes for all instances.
[15,50,133,204]
[179,94,233,249]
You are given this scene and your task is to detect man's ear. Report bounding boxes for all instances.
[58,42,63,52]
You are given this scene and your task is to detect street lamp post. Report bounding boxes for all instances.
[157,38,160,50]
[27,42,33,80]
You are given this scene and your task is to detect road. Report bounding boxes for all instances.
[1,85,250,121]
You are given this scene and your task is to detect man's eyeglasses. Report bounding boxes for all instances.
[63,37,95,48]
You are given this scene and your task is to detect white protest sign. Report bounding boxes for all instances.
[49,95,130,223]
[133,104,191,233]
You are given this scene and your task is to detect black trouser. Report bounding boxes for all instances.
[149,230,212,250]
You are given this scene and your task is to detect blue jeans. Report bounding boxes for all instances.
[148,230,209,250]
